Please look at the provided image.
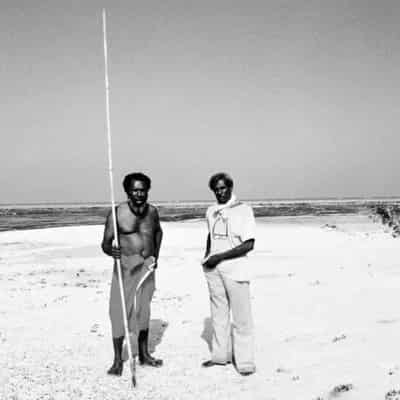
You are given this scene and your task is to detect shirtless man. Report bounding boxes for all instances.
[102,172,163,376]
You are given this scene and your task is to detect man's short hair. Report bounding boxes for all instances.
[123,172,151,193]
[208,172,234,191]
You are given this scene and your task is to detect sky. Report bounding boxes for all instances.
[1,0,400,203]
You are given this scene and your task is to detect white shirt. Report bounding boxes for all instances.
[206,202,256,281]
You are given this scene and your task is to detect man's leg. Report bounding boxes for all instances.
[108,272,125,375]
[138,329,162,366]
[224,277,255,375]
[108,336,124,375]
[203,268,231,366]
[137,273,163,367]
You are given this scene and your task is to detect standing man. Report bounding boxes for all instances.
[102,172,163,376]
[202,172,256,376]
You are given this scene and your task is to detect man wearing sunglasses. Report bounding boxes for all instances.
[202,172,256,376]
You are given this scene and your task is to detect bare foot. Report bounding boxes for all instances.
[107,360,123,376]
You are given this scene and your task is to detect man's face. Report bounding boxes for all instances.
[213,179,232,204]
[127,180,149,206]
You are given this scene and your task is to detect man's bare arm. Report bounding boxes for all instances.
[203,239,255,268]
[204,234,211,258]
[218,239,254,261]
[154,209,163,260]
[101,211,115,257]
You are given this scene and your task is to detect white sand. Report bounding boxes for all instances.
[1,215,400,400]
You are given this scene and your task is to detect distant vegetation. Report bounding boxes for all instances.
[374,205,400,237]
[1,200,400,232]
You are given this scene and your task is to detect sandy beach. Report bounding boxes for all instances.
[1,215,400,399]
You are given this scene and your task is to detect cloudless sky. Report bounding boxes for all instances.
[2,0,400,203]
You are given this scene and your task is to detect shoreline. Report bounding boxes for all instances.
[2,196,400,208]
[1,199,397,233]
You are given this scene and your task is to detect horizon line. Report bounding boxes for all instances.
[1,195,400,207]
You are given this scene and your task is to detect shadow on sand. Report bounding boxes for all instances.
[122,319,168,359]
[149,319,169,354]
[200,317,235,366]
[200,317,213,353]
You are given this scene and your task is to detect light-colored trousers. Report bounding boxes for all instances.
[204,267,255,372]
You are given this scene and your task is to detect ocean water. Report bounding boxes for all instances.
[0,198,399,232]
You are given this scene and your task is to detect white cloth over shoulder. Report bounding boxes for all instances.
[205,197,256,282]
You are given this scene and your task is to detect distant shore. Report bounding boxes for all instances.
[2,197,400,209]
[1,199,399,232]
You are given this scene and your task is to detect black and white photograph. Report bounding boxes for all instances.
[1,1,400,399]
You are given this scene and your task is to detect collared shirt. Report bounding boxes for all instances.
[206,202,256,281]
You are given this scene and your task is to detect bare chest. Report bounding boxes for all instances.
[118,213,155,236]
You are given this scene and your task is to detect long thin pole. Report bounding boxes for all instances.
[102,8,136,388]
